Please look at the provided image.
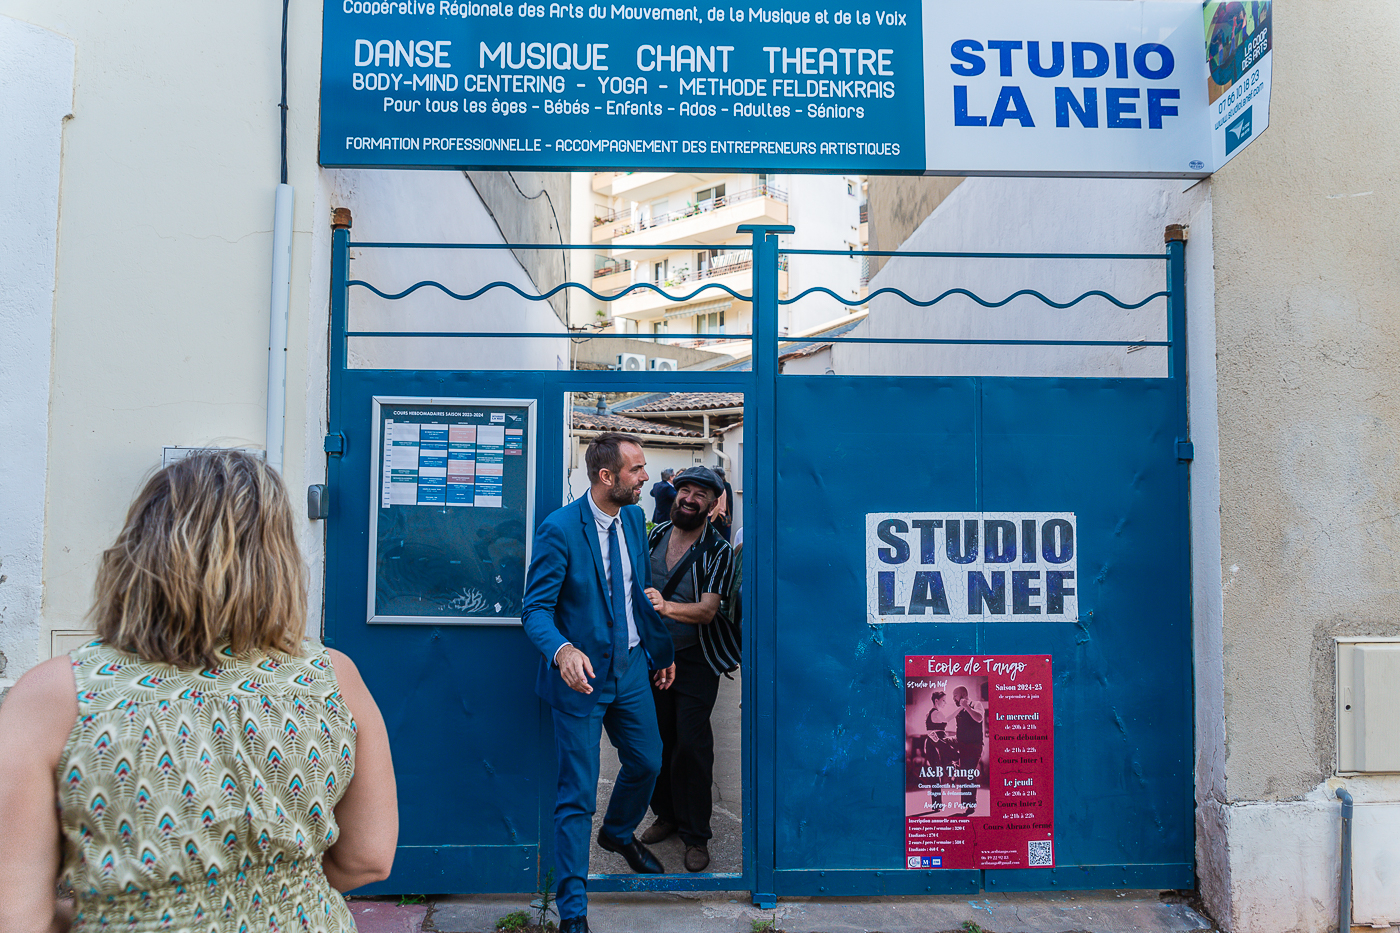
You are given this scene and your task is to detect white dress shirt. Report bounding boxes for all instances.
[553,491,643,666]
[586,489,642,650]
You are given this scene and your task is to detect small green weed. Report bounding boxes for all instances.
[962,921,985,933]
[751,920,777,933]
[496,909,532,932]
[398,894,426,906]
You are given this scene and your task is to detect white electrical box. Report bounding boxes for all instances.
[1353,803,1400,928]
[1337,639,1400,772]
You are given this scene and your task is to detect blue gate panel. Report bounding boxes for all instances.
[772,374,1192,888]
[326,371,560,893]
[978,378,1192,874]
[356,845,535,895]
[772,377,979,877]
[775,869,982,897]
[985,862,1194,893]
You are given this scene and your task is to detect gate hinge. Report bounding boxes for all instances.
[1177,439,1195,462]
[324,432,346,456]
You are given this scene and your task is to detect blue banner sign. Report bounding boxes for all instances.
[319,0,1269,175]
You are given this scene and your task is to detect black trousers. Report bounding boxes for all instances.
[650,644,721,846]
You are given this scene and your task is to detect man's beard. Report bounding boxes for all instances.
[607,482,640,506]
[670,502,707,531]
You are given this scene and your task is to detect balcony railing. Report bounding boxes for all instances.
[601,254,789,302]
[655,253,788,289]
[859,205,869,224]
[593,259,632,278]
[593,184,789,234]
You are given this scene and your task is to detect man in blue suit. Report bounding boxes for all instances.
[523,432,677,933]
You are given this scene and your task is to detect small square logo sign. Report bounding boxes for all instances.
[1226,107,1254,155]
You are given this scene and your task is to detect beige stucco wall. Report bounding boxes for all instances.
[1205,0,1400,929]
[1212,0,1400,803]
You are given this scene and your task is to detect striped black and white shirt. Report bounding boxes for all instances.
[648,520,736,660]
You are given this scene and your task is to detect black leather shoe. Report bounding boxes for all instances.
[597,831,665,873]
[559,917,590,933]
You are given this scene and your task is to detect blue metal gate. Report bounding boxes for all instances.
[322,218,1192,901]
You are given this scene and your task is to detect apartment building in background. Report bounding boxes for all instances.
[574,171,866,365]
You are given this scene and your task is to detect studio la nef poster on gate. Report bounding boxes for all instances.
[904,655,1054,870]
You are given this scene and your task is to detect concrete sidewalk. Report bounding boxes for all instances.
[349,890,1216,933]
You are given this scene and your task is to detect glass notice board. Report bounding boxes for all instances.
[368,397,536,625]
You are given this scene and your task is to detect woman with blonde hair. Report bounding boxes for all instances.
[0,450,397,933]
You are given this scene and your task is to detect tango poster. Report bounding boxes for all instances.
[904,654,1054,870]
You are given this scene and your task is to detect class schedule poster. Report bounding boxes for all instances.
[904,654,1054,870]
[369,396,536,624]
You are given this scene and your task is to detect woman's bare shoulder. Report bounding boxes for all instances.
[0,657,79,761]
[324,648,372,698]
[5,657,77,708]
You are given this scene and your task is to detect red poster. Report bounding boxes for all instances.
[904,655,1054,870]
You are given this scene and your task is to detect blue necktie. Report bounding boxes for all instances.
[607,519,629,663]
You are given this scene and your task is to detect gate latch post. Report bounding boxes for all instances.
[1177,439,1194,462]
[324,432,346,456]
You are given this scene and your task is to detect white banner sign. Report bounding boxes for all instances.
[926,1,1220,175]
[867,512,1078,623]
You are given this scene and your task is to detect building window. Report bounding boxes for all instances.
[846,180,856,196]
[696,310,725,334]
[695,184,726,207]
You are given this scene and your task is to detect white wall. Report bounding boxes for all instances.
[0,15,73,682]
[331,169,565,372]
[838,177,1207,378]
[783,173,862,334]
[0,0,323,655]
[0,1,564,677]
[717,423,744,534]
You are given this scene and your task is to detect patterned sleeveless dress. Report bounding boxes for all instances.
[59,641,359,933]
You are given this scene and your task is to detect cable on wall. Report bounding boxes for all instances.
[280,0,290,184]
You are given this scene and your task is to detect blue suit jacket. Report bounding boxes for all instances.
[522,495,675,715]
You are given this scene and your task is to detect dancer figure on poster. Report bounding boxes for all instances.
[950,685,985,816]
[921,691,958,813]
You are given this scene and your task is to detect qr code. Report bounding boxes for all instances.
[1028,840,1053,867]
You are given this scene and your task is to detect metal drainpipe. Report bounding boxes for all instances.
[704,412,733,472]
[1337,786,1354,933]
[265,183,294,474]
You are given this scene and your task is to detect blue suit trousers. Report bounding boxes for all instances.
[551,645,662,920]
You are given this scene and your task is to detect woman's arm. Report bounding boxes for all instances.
[323,649,398,892]
[0,657,78,933]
